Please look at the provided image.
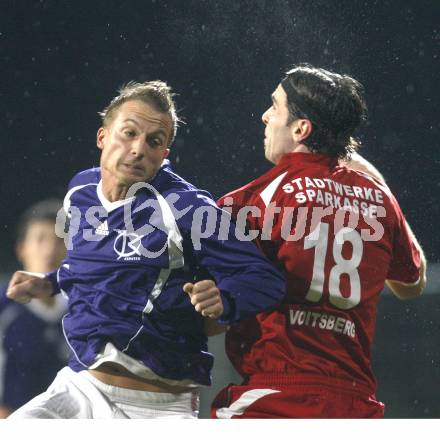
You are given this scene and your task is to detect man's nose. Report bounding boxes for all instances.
[262,109,269,125]
[130,138,146,156]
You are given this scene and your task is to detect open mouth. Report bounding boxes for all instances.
[124,163,144,171]
[123,163,144,173]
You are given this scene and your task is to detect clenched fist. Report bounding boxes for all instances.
[6,271,54,304]
[183,280,224,319]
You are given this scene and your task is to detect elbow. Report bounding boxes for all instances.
[388,275,426,300]
[387,257,427,300]
[395,287,423,301]
[408,268,428,298]
[411,273,427,298]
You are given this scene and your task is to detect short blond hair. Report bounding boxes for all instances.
[99,80,181,145]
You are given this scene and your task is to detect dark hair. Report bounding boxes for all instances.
[281,63,368,159]
[98,80,182,146]
[16,199,63,243]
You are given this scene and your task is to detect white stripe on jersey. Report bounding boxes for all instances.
[259,172,288,207]
[216,389,281,419]
[63,183,98,216]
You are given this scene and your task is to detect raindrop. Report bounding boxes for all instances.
[406,84,415,94]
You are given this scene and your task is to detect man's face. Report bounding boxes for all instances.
[261,84,296,164]
[97,100,172,187]
[17,220,66,273]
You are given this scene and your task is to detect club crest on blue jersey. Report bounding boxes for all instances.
[113,229,145,261]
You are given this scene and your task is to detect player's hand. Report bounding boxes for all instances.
[183,280,224,319]
[6,271,54,304]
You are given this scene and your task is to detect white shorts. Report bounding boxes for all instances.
[8,367,200,419]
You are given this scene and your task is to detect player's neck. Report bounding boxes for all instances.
[292,143,311,154]
[274,144,311,164]
[100,176,131,202]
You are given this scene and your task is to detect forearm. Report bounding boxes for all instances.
[195,218,286,324]
[215,269,284,324]
[6,270,56,304]
[0,405,12,419]
[204,318,228,336]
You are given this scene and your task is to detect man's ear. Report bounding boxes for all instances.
[163,148,170,160]
[291,119,313,143]
[97,127,106,150]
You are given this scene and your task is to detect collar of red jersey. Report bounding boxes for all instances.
[277,151,338,169]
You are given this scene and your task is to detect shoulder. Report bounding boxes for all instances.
[332,164,405,228]
[155,165,217,209]
[219,167,282,209]
[63,168,100,211]
[343,165,397,204]
[156,163,199,193]
[341,152,385,183]
[67,167,101,190]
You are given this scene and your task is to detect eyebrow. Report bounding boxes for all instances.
[271,94,278,105]
[147,129,167,139]
[123,118,141,127]
[123,119,168,138]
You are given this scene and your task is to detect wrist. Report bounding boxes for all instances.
[44,269,60,296]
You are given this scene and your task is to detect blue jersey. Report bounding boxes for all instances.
[47,161,285,386]
[0,285,68,410]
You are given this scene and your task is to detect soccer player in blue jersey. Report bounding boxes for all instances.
[0,200,68,418]
[5,80,285,418]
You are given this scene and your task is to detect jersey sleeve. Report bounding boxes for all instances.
[386,199,421,284]
[45,266,67,297]
[47,169,100,295]
[63,168,101,214]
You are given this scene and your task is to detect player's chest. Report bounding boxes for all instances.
[68,202,170,266]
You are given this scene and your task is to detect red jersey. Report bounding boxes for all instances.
[218,152,421,394]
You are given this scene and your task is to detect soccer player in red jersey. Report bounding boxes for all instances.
[211,64,426,418]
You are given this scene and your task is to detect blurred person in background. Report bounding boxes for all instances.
[0,199,68,418]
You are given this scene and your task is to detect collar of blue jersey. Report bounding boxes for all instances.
[146,158,172,188]
[161,158,171,170]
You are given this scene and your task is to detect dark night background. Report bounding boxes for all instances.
[0,0,439,418]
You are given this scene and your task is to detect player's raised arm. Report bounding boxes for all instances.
[177,190,286,326]
[343,153,427,299]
